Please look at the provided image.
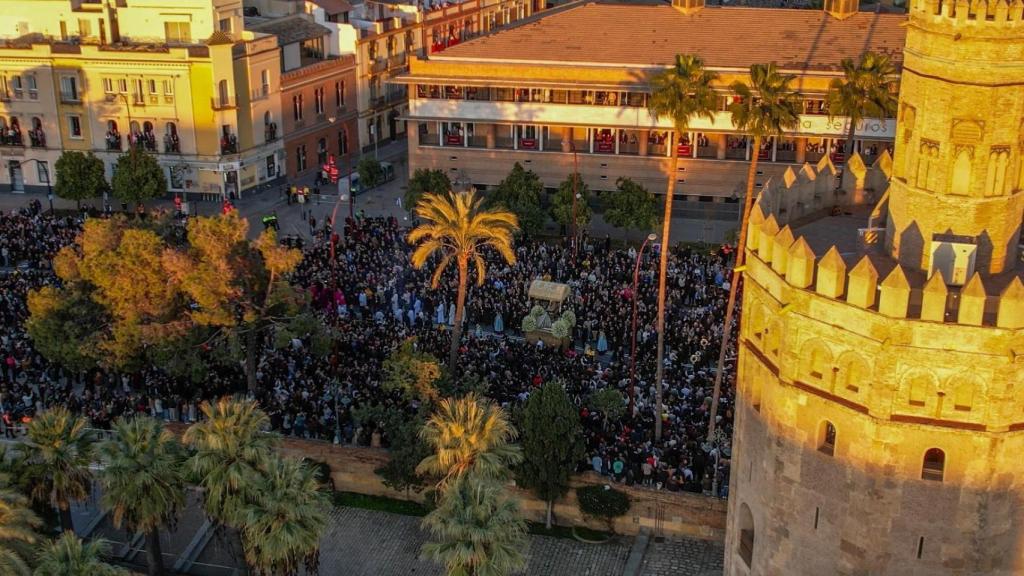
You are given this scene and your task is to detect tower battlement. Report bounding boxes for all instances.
[910,0,1024,33]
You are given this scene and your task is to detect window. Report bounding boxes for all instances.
[338,129,348,155]
[219,18,232,33]
[818,421,836,456]
[260,70,270,97]
[296,145,307,171]
[266,154,276,178]
[916,537,925,560]
[162,79,174,96]
[103,78,115,93]
[217,80,230,107]
[36,161,49,184]
[132,79,144,104]
[78,19,91,38]
[67,115,82,138]
[60,76,79,101]
[738,503,754,568]
[10,75,22,99]
[314,87,325,115]
[922,449,945,482]
[335,81,345,108]
[147,79,158,94]
[25,75,36,100]
[60,21,68,41]
[118,78,128,93]
[317,137,327,165]
[164,21,191,44]
[293,94,303,121]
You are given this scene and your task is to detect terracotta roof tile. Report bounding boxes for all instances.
[436,2,907,72]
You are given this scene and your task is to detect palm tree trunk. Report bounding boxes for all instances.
[146,527,165,576]
[707,135,761,444]
[841,117,858,193]
[545,499,553,529]
[58,500,74,534]
[449,256,468,371]
[653,140,679,441]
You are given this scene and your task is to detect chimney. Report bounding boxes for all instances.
[824,0,859,19]
[671,0,705,15]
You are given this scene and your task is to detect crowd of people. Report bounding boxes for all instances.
[0,201,738,497]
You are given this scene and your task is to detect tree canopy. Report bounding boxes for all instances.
[550,173,591,229]
[487,163,547,236]
[111,149,167,206]
[405,169,451,212]
[601,178,660,232]
[53,151,107,206]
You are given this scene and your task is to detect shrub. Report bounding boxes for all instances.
[529,305,546,318]
[559,310,576,327]
[576,485,630,533]
[521,315,538,333]
[550,318,570,339]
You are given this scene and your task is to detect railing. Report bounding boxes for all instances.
[370,59,388,74]
[0,131,24,147]
[221,135,238,155]
[164,136,180,154]
[251,87,270,101]
[105,135,122,151]
[211,95,236,110]
[60,91,81,103]
[265,125,278,142]
[28,130,45,148]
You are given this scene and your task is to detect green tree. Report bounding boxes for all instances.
[518,381,585,529]
[356,156,384,189]
[601,178,660,233]
[826,51,898,165]
[417,394,522,488]
[408,190,519,370]
[487,163,546,236]
[53,151,107,209]
[588,388,625,428]
[376,412,432,499]
[23,408,93,533]
[382,338,443,402]
[708,63,802,443]
[239,456,329,576]
[111,148,167,208]
[96,416,186,576]
[576,485,630,534]
[648,54,720,441]
[0,489,41,576]
[421,475,527,576]
[405,169,452,212]
[25,285,107,373]
[182,398,277,528]
[550,173,591,230]
[33,534,128,576]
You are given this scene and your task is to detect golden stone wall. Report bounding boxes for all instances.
[726,3,1024,571]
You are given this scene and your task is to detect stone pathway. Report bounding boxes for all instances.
[314,506,723,576]
[641,537,725,576]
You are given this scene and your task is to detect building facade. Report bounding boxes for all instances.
[0,0,286,199]
[725,0,1024,574]
[395,1,904,229]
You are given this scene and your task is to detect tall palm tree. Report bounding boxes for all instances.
[182,397,277,528]
[826,51,898,166]
[417,393,522,488]
[24,408,93,533]
[96,416,186,576]
[648,54,720,440]
[33,533,128,576]
[238,456,329,576]
[707,63,801,443]
[408,190,519,370]
[0,488,41,575]
[422,475,527,576]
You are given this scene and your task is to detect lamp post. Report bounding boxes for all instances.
[628,232,658,418]
[17,158,53,213]
[570,141,579,259]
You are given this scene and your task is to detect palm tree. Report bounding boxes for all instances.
[417,393,522,488]
[24,408,93,533]
[238,456,329,576]
[826,51,898,168]
[33,533,128,576]
[0,488,41,575]
[96,416,186,576]
[182,397,277,528]
[422,475,527,576]
[647,54,720,440]
[707,63,801,443]
[408,190,519,370]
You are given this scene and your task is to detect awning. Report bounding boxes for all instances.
[529,280,571,303]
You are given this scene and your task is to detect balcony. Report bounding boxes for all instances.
[265,123,279,142]
[164,134,181,154]
[251,87,270,102]
[211,95,237,110]
[60,91,81,104]
[370,59,388,74]
[105,133,122,151]
[388,54,408,71]
[130,132,157,152]
[0,130,23,147]
[221,134,238,155]
[28,129,46,149]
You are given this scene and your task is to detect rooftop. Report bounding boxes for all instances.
[434,1,907,72]
[248,15,332,46]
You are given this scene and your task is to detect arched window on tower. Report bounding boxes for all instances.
[738,503,755,567]
[818,421,836,456]
[950,147,972,195]
[922,448,945,482]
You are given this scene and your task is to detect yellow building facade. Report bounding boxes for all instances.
[0,0,286,199]
[726,0,1024,574]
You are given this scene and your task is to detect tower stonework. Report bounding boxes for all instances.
[724,2,1024,575]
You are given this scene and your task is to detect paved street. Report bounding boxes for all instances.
[641,537,725,576]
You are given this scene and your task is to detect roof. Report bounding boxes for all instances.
[249,15,332,46]
[434,2,907,72]
[529,280,571,302]
[205,31,236,46]
[312,0,354,13]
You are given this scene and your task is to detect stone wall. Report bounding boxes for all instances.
[275,435,727,540]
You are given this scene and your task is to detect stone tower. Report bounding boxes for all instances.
[723,1,1024,575]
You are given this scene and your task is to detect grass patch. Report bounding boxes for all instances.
[332,491,428,517]
[527,522,610,542]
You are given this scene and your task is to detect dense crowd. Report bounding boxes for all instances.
[0,205,737,497]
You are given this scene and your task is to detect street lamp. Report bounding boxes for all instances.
[628,232,657,418]
[570,141,579,259]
